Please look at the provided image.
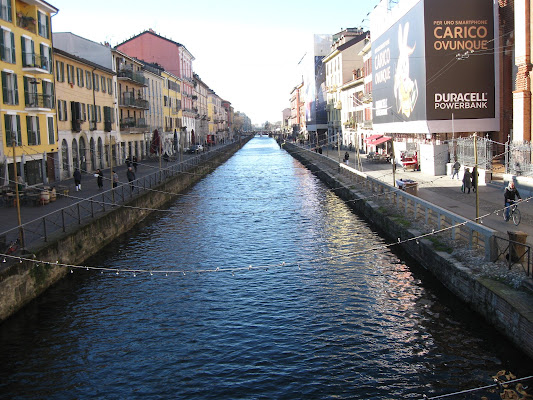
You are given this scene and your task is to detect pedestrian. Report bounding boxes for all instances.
[472,166,479,193]
[125,156,131,168]
[452,159,461,179]
[95,169,103,190]
[462,167,472,194]
[126,166,136,192]
[344,151,350,165]
[73,168,82,191]
[504,181,521,221]
[112,170,119,188]
[132,155,138,172]
[163,152,169,163]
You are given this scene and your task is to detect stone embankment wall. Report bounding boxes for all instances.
[284,143,533,360]
[0,140,248,323]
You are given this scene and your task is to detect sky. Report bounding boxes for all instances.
[49,0,380,126]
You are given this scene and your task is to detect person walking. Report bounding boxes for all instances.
[462,167,472,194]
[112,170,119,188]
[472,166,479,193]
[344,151,350,165]
[73,168,82,191]
[95,169,103,190]
[126,166,136,192]
[452,159,461,179]
[132,156,138,172]
[504,181,521,221]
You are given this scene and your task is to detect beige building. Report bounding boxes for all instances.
[54,48,117,179]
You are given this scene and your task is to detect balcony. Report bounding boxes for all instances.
[171,106,180,115]
[16,14,36,33]
[22,53,50,74]
[120,93,149,109]
[25,93,53,110]
[120,117,148,133]
[118,68,147,86]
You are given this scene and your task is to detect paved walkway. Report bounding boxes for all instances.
[0,148,213,247]
[313,146,533,248]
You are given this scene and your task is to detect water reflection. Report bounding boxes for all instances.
[0,137,530,399]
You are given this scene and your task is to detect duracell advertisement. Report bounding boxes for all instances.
[372,0,495,125]
[425,0,495,120]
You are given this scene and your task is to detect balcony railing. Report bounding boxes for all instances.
[22,53,50,72]
[120,117,148,133]
[120,93,149,109]
[25,93,53,109]
[118,68,147,86]
[16,15,36,33]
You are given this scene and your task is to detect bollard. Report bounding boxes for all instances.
[507,230,528,265]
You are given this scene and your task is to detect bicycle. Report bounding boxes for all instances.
[504,202,521,225]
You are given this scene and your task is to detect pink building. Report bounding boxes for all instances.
[116,29,196,131]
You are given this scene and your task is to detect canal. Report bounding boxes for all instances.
[0,136,530,399]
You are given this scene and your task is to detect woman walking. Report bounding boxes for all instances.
[462,167,472,194]
[95,169,103,190]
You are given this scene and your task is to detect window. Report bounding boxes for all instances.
[4,114,21,146]
[40,44,52,72]
[85,71,91,89]
[37,11,49,39]
[0,28,15,63]
[56,60,64,82]
[47,116,54,144]
[81,103,86,121]
[91,72,98,91]
[107,78,112,95]
[26,115,40,145]
[1,71,18,105]
[57,99,67,121]
[67,64,74,84]
[0,0,12,22]
[96,105,101,122]
[101,76,106,93]
[21,36,35,67]
[42,81,54,108]
[76,67,84,87]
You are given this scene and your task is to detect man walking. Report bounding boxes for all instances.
[127,167,136,192]
[452,159,461,179]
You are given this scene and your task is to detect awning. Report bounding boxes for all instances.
[364,134,383,143]
[369,136,392,146]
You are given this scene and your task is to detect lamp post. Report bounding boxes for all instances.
[12,141,24,249]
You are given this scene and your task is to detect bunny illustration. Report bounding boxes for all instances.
[394,22,419,118]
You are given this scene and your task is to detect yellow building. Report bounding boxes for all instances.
[1,0,58,185]
[53,48,117,180]
[161,70,182,153]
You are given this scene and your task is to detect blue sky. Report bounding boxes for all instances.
[50,0,379,125]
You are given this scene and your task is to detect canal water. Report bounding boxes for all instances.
[0,137,530,399]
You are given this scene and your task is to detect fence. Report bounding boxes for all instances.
[290,144,497,261]
[0,144,234,253]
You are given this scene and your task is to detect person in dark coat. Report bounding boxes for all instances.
[132,156,138,172]
[452,160,461,179]
[73,168,82,191]
[472,166,479,193]
[462,167,472,194]
[504,181,521,221]
[126,167,136,192]
[344,151,350,164]
[95,169,103,190]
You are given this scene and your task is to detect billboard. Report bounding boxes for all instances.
[371,0,498,133]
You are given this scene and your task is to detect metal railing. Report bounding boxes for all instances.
[0,143,237,252]
[289,143,497,262]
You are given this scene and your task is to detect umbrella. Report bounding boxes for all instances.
[150,129,160,154]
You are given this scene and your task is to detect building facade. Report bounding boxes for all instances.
[1,0,58,186]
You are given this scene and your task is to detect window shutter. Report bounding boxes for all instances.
[7,0,12,22]
[15,115,20,144]
[10,31,15,63]
[26,115,31,143]
[4,115,11,144]
[13,73,18,104]
[1,72,7,103]
[0,30,4,61]
[45,15,50,38]
[36,116,41,144]
[37,13,42,36]
[20,37,25,62]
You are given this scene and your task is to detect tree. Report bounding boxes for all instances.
[264,121,272,131]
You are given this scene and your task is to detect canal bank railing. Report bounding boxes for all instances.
[0,143,238,253]
[287,143,498,262]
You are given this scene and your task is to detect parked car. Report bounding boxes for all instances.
[187,144,203,154]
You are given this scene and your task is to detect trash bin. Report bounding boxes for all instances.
[507,231,528,264]
[404,182,418,196]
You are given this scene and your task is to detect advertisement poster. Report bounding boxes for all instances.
[371,0,496,130]
[424,0,495,120]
